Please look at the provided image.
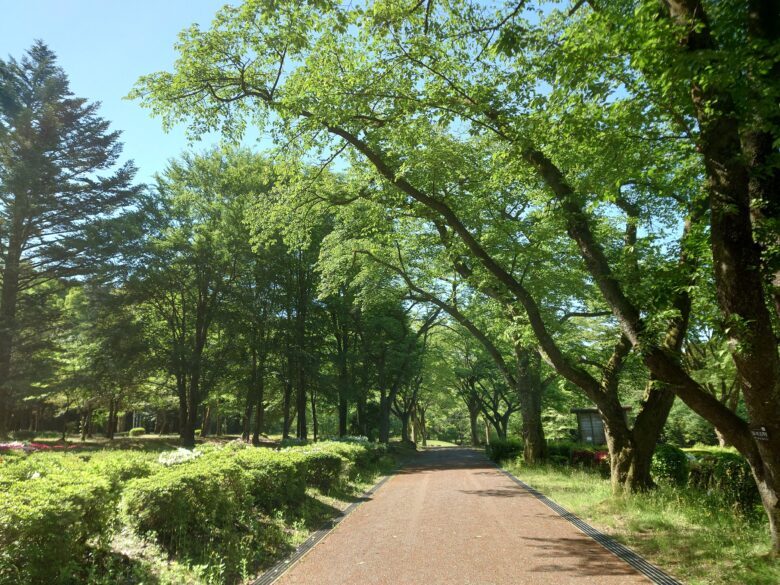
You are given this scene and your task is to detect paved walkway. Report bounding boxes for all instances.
[274,448,652,585]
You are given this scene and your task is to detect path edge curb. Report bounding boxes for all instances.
[250,463,401,585]
[495,464,683,585]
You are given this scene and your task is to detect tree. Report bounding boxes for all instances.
[127,150,251,447]
[0,42,138,435]
[132,0,780,548]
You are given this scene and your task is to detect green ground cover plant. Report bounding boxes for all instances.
[504,456,779,585]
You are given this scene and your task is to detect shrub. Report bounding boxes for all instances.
[10,429,35,441]
[549,454,569,466]
[546,441,575,462]
[688,451,760,512]
[485,438,523,463]
[122,457,252,559]
[230,448,307,511]
[570,447,596,466]
[84,451,159,491]
[0,466,114,585]
[298,440,386,473]
[128,427,146,437]
[651,444,689,486]
[299,450,346,491]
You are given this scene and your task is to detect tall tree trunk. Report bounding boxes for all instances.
[516,350,547,463]
[468,399,481,446]
[356,392,367,437]
[282,379,293,439]
[400,412,411,443]
[296,368,307,440]
[519,386,546,463]
[310,386,318,442]
[201,403,211,438]
[418,406,428,446]
[379,390,391,444]
[252,399,264,446]
[242,395,253,442]
[338,395,348,437]
[0,230,22,439]
[252,370,265,445]
[107,398,116,440]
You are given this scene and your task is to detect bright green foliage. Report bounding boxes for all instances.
[122,456,254,560]
[229,448,308,511]
[298,450,346,491]
[304,440,387,471]
[0,462,114,585]
[83,451,159,492]
[128,427,146,437]
[651,444,689,486]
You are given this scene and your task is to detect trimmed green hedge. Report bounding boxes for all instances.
[230,448,308,510]
[0,439,390,584]
[0,464,114,585]
[122,457,253,558]
[298,450,346,490]
[128,427,146,437]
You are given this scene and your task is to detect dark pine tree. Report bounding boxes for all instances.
[0,41,139,436]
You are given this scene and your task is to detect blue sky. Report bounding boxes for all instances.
[2,0,265,185]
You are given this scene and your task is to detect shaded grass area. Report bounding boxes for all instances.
[504,461,779,585]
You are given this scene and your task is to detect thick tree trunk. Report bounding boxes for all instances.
[296,369,307,440]
[338,395,348,437]
[252,372,265,445]
[519,391,546,463]
[379,391,391,444]
[80,408,92,442]
[356,393,367,437]
[155,410,167,435]
[419,407,428,446]
[106,398,116,440]
[0,232,22,439]
[282,379,293,439]
[516,351,547,463]
[241,395,253,442]
[201,403,211,438]
[468,401,481,446]
[252,399,264,446]
[400,412,411,443]
[310,387,318,441]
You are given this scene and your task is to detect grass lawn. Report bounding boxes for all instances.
[504,461,779,585]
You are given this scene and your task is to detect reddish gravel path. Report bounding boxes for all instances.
[274,447,651,585]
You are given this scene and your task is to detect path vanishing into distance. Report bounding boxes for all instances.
[271,448,665,585]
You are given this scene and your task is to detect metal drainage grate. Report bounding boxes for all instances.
[497,467,683,585]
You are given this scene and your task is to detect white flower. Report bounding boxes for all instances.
[158,448,203,466]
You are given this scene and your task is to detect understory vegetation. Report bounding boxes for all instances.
[500,444,778,585]
[0,438,394,585]
[2,0,780,579]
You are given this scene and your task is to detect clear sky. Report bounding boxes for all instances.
[1,0,264,185]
